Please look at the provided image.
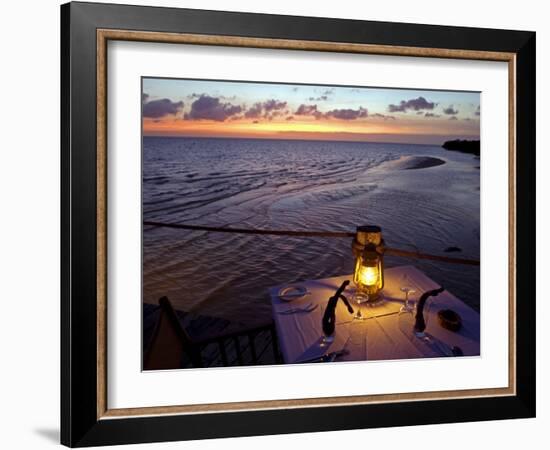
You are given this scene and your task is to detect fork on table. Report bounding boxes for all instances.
[278,303,319,315]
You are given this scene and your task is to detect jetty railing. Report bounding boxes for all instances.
[144,296,280,369]
[143,221,480,266]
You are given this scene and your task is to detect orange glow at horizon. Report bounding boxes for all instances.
[142,115,478,144]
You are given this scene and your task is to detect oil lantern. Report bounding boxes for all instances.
[352,225,385,302]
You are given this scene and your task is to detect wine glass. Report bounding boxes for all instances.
[397,296,452,356]
[399,274,416,314]
[352,290,369,320]
[398,298,430,351]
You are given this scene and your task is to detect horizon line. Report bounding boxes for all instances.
[142,133,480,147]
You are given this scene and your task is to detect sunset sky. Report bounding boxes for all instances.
[142,78,480,145]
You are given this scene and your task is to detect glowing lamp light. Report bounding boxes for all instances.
[355,261,380,287]
[352,225,385,302]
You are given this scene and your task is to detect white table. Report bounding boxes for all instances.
[269,265,480,364]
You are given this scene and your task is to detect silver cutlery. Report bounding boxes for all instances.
[328,336,352,362]
[296,348,349,364]
[278,291,311,299]
[296,336,351,363]
[278,304,318,315]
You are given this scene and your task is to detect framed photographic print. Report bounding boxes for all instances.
[61,1,536,447]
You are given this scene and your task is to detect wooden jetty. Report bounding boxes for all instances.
[143,301,280,369]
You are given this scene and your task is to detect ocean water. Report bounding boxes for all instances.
[143,137,480,323]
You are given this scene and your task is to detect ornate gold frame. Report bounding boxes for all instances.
[96,29,516,420]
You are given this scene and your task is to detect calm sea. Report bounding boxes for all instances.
[143,137,480,323]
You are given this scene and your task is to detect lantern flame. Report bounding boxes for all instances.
[356,264,379,287]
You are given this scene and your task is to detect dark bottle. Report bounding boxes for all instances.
[322,280,354,340]
[414,287,445,334]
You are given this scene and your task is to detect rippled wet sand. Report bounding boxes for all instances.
[143,137,480,323]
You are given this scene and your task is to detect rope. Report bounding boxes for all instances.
[143,221,480,266]
[383,248,479,266]
[143,220,355,238]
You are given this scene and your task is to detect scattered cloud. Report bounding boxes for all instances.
[448,116,458,120]
[424,112,441,118]
[326,107,368,120]
[388,96,436,113]
[244,102,263,119]
[188,92,236,101]
[308,89,333,101]
[443,105,459,115]
[286,116,294,121]
[143,98,184,118]
[184,95,242,121]
[142,93,149,102]
[295,104,368,120]
[263,99,287,112]
[295,104,318,115]
[475,105,480,116]
[245,99,287,119]
[308,95,328,101]
[295,104,323,119]
[371,113,396,120]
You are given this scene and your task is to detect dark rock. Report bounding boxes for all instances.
[442,139,480,156]
[444,246,462,253]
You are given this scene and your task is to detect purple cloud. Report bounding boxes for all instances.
[244,102,263,119]
[371,113,396,120]
[143,98,184,118]
[245,99,287,119]
[388,96,436,113]
[443,105,459,115]
[424,112,441,118]
[295,104,323,119]
[142,93,149,103]
[326,107,368,120]
[185,95,242,121]
[295,104,368,120]
[295,104,318,115]
[263,99,287,112]
[188,92,236,101]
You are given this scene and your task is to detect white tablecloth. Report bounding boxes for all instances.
[269,265,480,364]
